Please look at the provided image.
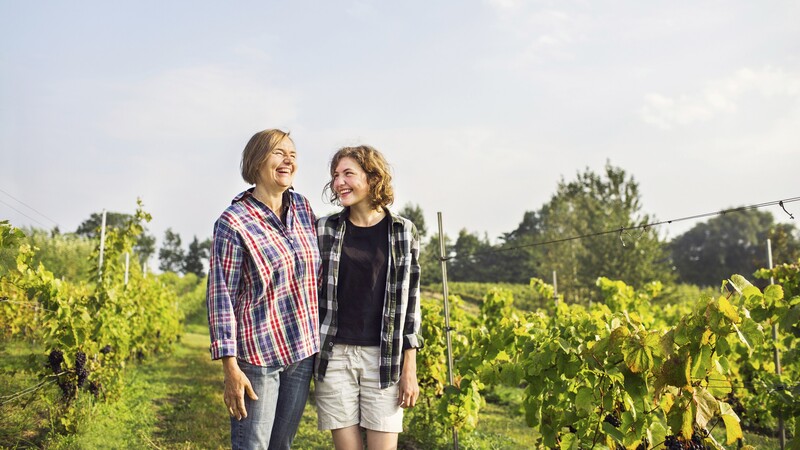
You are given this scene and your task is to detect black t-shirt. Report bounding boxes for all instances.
[335,215,390,346]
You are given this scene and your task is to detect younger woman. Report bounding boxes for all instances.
[315,145,423,450]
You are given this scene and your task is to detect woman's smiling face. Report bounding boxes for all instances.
[332,156,371,208]
[256,136,296,193]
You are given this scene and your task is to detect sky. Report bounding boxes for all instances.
[2,1,799,266]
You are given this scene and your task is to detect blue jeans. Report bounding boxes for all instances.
[231,355,313,450]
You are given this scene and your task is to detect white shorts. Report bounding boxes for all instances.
[315,345,403,433]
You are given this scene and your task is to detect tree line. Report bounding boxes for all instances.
[401,163,800,301]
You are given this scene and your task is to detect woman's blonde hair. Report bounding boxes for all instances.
[240,129,291,185]
[324,145,394,209]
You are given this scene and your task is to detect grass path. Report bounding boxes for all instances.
[63,326,230,449]
[69,323,331,449]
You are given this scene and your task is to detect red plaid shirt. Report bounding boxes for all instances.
[206,188,320,367]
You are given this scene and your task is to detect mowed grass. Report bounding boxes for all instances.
[57,323,332,449]
[40,330,230,449]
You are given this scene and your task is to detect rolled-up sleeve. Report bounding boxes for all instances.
[402,225,424,350]
[207,217,242,360]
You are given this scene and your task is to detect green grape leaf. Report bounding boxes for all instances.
[561,356,582,379]
[732,322,753,355]
[660,328,675,355]
[654,355,689,395]
[559,432,579,450]
[719,401,743,444]
[717,296,740,323]
[575,386,594,416]
[622,334,654,373]
[494,349,511,362]
[779,304,800,331]
[741,317,764,347]
[681,402,694,439]
[763,284,784,307]
[601,421,624,444]
[648,420,668,450]
[690,345,712,380]
[623,368,648,405]
[728,275,752,293]
[706,370,732,398]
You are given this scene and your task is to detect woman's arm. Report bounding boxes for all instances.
[222,356,258,420]
[397,348,419,408]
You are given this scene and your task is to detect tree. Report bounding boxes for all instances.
[183,236,210,277]
[398,203,428,239]
[500,163,672,300]
[419,233,450,286]
[76,211,156,264]
[158,228,185,273]
[449,229,505,282]
[670,209,800,287]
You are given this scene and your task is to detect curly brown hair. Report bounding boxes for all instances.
[323,145,394,209]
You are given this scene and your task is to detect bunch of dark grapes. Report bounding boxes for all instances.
[664,435,683,450]
[688,433,708,450]
[48,349,64,374]
[75,351,88,388]
[663,434,709,450]
[636,437,649,450]
[100,345,113,354]
[57,378,76,400]
[603,413,621,428]
[87,381,101,397]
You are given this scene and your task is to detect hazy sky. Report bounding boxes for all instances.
[2,1,798,262]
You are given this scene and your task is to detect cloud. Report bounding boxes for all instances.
[641,66,800,130]
[483,1,582,66]
[103,65,298,141]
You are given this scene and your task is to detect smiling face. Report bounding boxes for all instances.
[256,136,297,194]
[332,156,371,209]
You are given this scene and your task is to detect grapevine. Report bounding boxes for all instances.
[411,270,799,448]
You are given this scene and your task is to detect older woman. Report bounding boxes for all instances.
[315,145,423,450]
[207,129,320,450]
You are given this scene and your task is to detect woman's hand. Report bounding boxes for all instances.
[222,356,258,420]
[397,348,419,408]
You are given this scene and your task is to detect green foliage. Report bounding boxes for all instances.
[183,236,210,277]
[420,233,449,285]
[670,209,800,287]
[411,271,797,448]
[398,203,428,239]
[76,210,157,264]
[500,163,673,299]
[17,228,94,283]
[0,201,184,441]
[427,280,551,311]
[449,229,505,282]
[158,228,185,273]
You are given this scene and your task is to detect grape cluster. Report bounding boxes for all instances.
[689,433,709,449]
[663,434,709,450]
[57,378,76,400]
[75,351,88,388]
[603,413,621,428]
[100,345,113,354]
[636,437,649,450]
[48,349,64,374]
[87,381,101,397]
